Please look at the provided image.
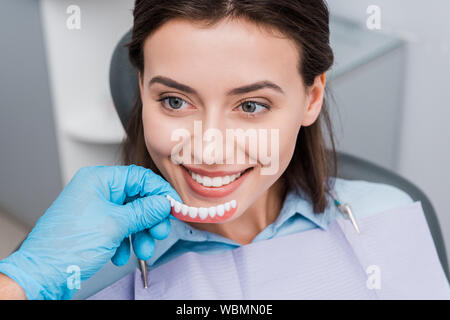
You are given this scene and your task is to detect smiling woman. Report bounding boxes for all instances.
[122,0,337,244]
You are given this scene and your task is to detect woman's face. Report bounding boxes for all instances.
[139,17,325,226]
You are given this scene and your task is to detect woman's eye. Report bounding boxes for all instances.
[158,96,270,116]
[237,101,270,115]
[158,96,190,111]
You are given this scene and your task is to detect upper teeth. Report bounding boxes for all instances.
[189,170,243,187]
[166,195,237,220]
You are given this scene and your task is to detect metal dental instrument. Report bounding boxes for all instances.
[139,258,149,288]
[136,195,176,288]
[333,197,361,234]
[129,234,149,288]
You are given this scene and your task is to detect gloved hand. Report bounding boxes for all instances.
[0,165,182,300]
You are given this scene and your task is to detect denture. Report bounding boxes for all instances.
[166,195,237,221]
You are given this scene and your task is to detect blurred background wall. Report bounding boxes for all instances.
[0,0,62,257]
[0,0,448,264]
[327,0,450,267]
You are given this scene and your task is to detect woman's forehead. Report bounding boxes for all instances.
[141,18,302,91]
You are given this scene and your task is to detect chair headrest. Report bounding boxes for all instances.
[109,29,139,129]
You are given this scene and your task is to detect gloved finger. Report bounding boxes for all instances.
[131,230,155,261]
[126,194,174,234]
[95,165,183,205]
[149,218,171,240]
[111,237,131,266]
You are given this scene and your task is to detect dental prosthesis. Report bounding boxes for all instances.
[166,195,237,222]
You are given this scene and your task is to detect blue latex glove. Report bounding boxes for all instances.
[0,165,182,300]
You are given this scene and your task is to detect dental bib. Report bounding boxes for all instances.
[88,201,450,299]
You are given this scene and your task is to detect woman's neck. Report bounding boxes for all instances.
[188,179,288,245]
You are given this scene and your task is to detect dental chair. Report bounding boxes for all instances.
[73,31,449,299]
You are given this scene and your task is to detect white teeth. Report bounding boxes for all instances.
[166,195,236,219]
[212,177,222,187]
[174,202,181,213]
[188,207,198,218]
[202,176,212,187]
[217,204,225,217]
[198,207,208,220]
[181,204,189,216]
[208,206,217,218]
[189,169,247,188]
[194,174,203,184]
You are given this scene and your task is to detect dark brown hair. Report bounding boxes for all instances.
[123,0,338,213]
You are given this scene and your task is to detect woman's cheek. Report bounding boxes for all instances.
[262,108,302,177]
[142,103,178,153]
[274,114,302,176]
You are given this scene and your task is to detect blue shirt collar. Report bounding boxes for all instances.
[274,188,333,231]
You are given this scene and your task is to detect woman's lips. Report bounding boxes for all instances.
[182,165,244,177]
[181,165,252,198]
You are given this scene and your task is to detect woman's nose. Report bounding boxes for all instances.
[202,106,225,132]
[191,108,232,165]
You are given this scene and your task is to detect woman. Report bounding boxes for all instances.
[0,0,448,300]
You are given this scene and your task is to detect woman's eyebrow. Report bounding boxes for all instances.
[148,75,285,96]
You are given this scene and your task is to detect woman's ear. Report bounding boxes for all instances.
[301,73,327,127]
